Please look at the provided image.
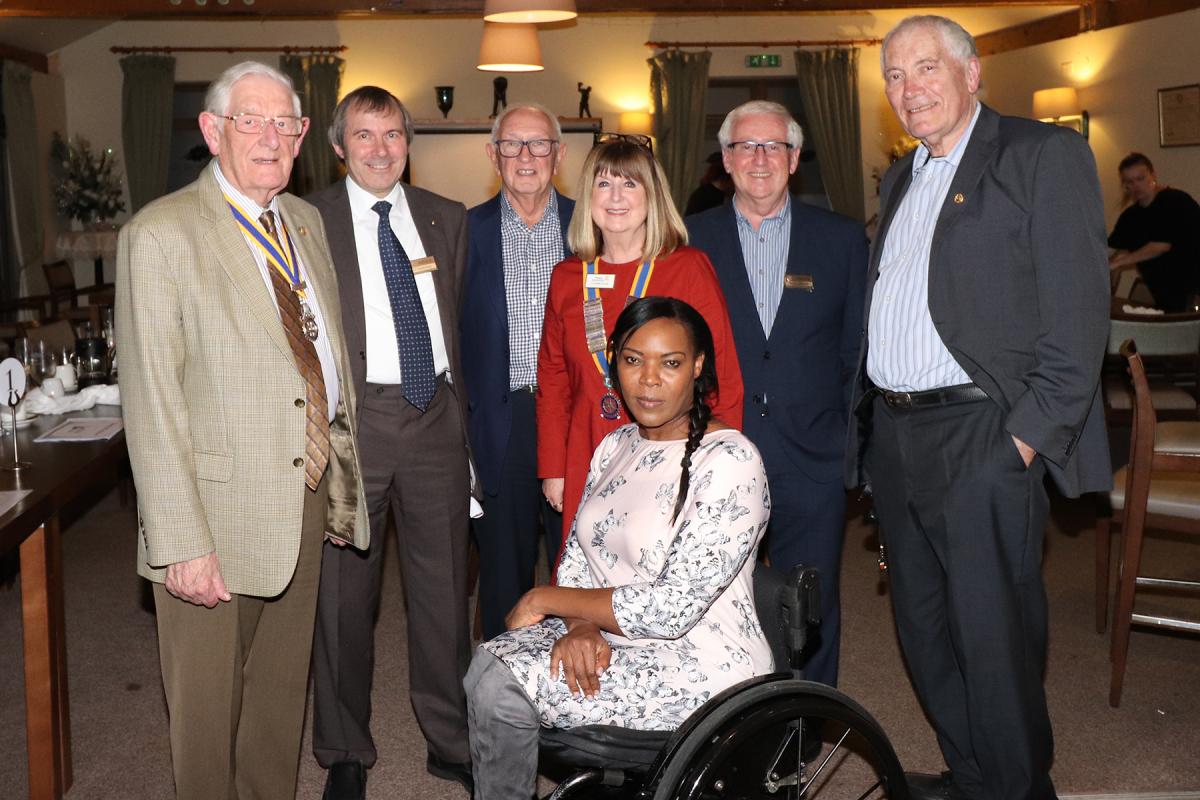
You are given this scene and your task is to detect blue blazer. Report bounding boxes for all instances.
[462,190,575,496]
[687,200,867,483]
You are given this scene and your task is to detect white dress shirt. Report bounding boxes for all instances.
[214,163,339,421]
[345,177,450,386]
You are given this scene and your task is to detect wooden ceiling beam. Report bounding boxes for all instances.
[0,42,49,73]
[0,0,1082,19]
[976,0,1200,56]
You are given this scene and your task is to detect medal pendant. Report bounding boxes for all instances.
[599,390,621,421]
[300,301,320,341]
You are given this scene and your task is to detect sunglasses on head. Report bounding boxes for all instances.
[593,132,653,154]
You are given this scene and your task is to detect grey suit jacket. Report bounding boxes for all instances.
[306,178,476,494]
[847,104,1112,498]
[116,162,370,597]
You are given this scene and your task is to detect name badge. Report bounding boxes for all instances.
[411,256,438,275]
[784,273,814,292]
[585,273,616,290]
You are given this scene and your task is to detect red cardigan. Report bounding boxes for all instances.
[536,245,744,550]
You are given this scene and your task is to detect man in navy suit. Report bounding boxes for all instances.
[462,103,575,639]
[687,101,868,688]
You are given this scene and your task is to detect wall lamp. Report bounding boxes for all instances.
[1033,87,1089,139]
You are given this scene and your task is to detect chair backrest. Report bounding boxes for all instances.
[1120,339,1157,530]
[1113,270,1140,299]
[1108,317,1200,356]
[752,561,820,677]
[26,319,76,355]
[42,260,78,302]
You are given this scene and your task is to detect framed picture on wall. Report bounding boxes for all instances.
[1158,84,1200,147]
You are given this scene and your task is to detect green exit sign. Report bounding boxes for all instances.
[745,54,782,68]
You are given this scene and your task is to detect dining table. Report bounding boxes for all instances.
[1,405,127,800]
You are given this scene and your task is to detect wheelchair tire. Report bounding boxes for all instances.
[647,678,907,800]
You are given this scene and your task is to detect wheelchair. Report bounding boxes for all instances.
[537,563,909,799]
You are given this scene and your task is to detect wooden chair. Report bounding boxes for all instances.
[42,260,113,332]
[1095,339,1200,707]
[1102,315,1200,424]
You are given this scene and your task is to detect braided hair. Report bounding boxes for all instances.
[609,297,719,524]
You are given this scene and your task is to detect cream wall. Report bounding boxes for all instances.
[53,8,1066,229]
[980,7,1200,228]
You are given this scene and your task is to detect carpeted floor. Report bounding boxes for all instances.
[1,478,1198,798]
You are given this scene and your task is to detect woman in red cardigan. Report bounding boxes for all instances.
[537,136,744,554]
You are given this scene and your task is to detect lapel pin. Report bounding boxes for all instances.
[953,193,965,204]
[297,226,308,236]
[431,219,437,226]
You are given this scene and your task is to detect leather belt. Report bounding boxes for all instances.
[511,384,537,394]
[878,383,989,410]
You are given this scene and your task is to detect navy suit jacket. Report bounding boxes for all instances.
[687,199,868,483]
[462,190,574,496]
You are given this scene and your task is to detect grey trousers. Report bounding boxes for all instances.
[465,647,540,800]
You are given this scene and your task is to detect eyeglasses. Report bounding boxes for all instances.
[494,138,558,158]
[726,140,794,157]
[594,132,653,154]
[220,113,306,137]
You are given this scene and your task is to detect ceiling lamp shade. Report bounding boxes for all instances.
[483,0,576,23]
[477,23,545,72]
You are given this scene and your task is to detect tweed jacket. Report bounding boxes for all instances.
[116,162,370,597]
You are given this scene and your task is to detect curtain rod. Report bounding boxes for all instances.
[110,45,348,54]
[645,38,880,49]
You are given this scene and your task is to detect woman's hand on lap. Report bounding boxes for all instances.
[550,622,612,697]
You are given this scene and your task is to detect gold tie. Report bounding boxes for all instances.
[261,210,330,490]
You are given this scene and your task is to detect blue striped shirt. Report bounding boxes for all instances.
[734,195,791,336]
[866,103,980,392]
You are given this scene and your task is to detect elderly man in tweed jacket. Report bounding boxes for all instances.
[115,61,368,800]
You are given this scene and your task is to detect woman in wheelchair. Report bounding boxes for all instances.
[465,296,773,799]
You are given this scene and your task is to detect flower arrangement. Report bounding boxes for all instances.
[49,132,126,224]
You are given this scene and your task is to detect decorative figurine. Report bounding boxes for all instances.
[577,82,592,118]
[491,77,508,118]
[435,85,455,119]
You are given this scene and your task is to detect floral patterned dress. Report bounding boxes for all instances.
[483,425,773,731]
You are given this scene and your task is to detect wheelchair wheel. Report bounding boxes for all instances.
[647,679,907,800]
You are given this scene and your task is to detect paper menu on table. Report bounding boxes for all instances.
[34,417,124,442]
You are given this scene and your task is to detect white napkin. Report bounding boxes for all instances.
[22,383,121,415]
[1122,304,1165,315]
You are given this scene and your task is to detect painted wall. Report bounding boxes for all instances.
[980,7,1200,228]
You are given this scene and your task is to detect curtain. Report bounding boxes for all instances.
[120,55,175,214]
[2,60,43,303]
[280,54,344,196]
[794,48,865,223]
[648,50,711,214]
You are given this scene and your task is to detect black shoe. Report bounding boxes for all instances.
[904,771,968,800]
[427,752,474,795]
[322,760,366,800]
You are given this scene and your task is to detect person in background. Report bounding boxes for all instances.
[468,296,771,800]
[306,85,475,800]
[683,150,734,216]
[848,15,1110,800]
[687,100,867,690]
[116,60,369,799]
[1108,152,1200,312]
[463,102,574,640]
[537,135,744,553]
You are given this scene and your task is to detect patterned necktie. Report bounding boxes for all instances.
[372,200,436,411]
[260,210,330,490]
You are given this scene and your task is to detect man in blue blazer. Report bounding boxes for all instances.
[687,100,868,689]
[462,103,575,639]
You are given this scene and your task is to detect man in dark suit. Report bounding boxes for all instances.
[687,100,867,689]
[307,86,475,800]
[847,16,1111,800]
[462,102,574,639]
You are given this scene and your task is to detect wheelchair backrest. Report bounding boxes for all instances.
[751,562,821,677]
